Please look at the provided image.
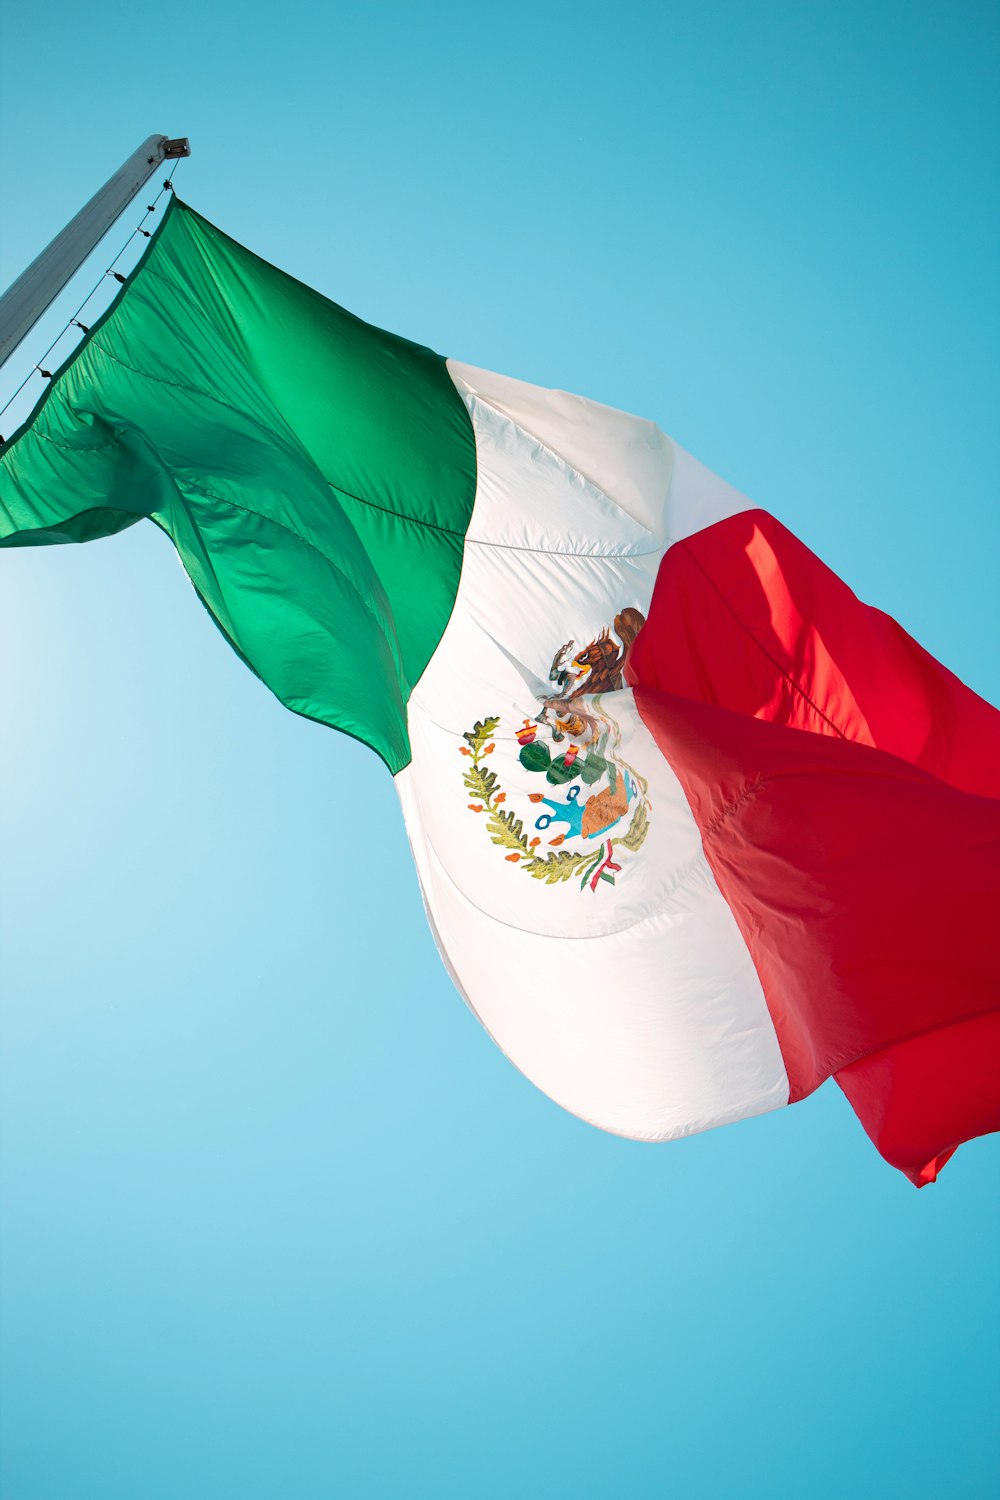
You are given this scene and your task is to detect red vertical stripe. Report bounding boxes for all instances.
[627,511,1000,1182]
[633,509,1000,797]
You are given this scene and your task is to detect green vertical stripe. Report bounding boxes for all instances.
[0,197,476,772]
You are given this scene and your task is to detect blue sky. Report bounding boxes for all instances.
[1,3,998,1496]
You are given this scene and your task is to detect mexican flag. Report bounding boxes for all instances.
[2,196,998,1184]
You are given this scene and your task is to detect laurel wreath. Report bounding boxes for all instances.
[460,716,650,890]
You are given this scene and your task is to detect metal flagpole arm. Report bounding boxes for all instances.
[0,133,191,370]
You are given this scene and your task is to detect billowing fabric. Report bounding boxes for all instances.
[404,367,1000,1180]
[0,196,477,772]
[1,200,997,1182]
[398,366,788,1140]
[626,511,1000,1182]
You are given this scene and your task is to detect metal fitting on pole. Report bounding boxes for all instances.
[0,134,191,370]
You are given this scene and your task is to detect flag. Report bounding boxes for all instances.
[2,195,997,1184]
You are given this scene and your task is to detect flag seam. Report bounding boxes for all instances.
[27,426,127,457]
[174,480,402,664]
[464,536,669,561]
[85,340,466,556]
[701,774,766,838]
[409,821,725,943]
[449,376,667,543]
[675,534,850,741]
[324,480,466,540]
[87,340,304,450]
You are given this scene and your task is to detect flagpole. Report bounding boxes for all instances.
[0,134,191,370]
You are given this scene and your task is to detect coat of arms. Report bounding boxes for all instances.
[460,609,651,894]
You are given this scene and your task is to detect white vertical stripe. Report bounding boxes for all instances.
[393,362,788,1140]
